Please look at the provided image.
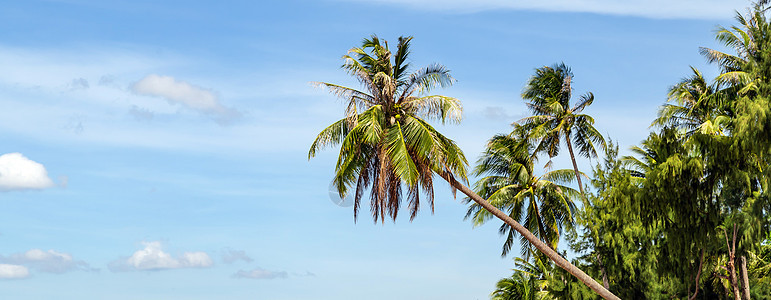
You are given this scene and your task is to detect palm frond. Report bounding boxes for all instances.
[572,92,594,113]
[393,36,413,83]
[308,117,349,159]
[399,64,455,99]
[402,95,462,124]
[384,121,419,186]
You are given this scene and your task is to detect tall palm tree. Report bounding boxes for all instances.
[518,63,606,196]
[466,130,578,258]
[309,35,619,300]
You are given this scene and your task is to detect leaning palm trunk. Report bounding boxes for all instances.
[443,173,620,300]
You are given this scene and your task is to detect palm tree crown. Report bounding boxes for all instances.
[466,130,578,257]
[309,35,468,222]
[518,63,605,195]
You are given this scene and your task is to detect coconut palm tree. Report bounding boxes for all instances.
[309,35,619,300]
[518,63,606,196]
[308,35,467,222]
[466,130,578,258]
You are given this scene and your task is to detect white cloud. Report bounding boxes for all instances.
[482,106,524,121]
[109,241,213,272]
[221,248,253,264]
[3,249,93,274]
[0,153,55,191]
[180,252,213,267]
[0,264,29,279]
[343,0,747,19]
[0,45,342,156]
[232,267,288,279]
[131,74,240,123]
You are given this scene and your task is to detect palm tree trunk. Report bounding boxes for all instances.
[442,174,620,300]
[565,138,611,290]
[726,226,741,300]
[740,255,751,300]
[564,139,584,195]
[562,138,610,290]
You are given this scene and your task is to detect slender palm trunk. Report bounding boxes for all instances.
[442,174,620,300]
[726,226,741,300]
[740,255,751,300]
[565,136,611,290]
[564,138,584,195]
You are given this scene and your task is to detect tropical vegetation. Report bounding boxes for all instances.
[309,1,771,299]
[488,2,771,299]
[309,35,617,298]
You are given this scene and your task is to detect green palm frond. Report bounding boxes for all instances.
[716,71,754,87]
[393,36,412,83]
[309,118,349,159]
[540,169,579,185]
[572,92,594,113]
[399,64,455,98]
[384,121,419,186]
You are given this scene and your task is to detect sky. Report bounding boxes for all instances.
[0,0,754,299]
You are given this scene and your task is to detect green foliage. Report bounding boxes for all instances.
[518,62,606,195]
[570,141,681,299]
[466,132,578,258]
[486,3,771,300]
[310,35,468,223]
[491,271,544,300]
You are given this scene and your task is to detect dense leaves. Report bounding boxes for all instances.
[487,2,771,299]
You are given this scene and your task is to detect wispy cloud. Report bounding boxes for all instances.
[109,241,213,272]
[221,248,253,264]
[481,106,525,121]
[69,78,90,90]
[341,0,747,19]
[0,44,341,155]
[131,74,240,124]
[2,249,94,274]
[0,153,55,191]
[128,105,154,121]
[0,264,29,279]
[232,267,288,280]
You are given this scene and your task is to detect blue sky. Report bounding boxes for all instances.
[0,0,752,299]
